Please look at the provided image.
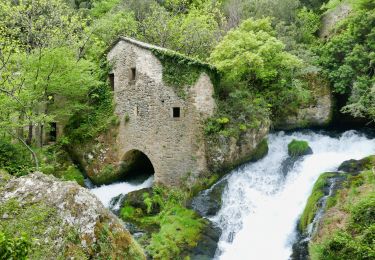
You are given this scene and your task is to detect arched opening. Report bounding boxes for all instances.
[120,149,155,183]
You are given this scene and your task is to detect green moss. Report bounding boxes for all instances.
[299,172,336,232]
[119,186,205,259]
[288,139,311,157]
[89,164,121,185]
[0,169,12,188]
[152,49,219,99]
[0,199,84,259]
[60,166,85,186]
[251,138,269,161]
[146,206,205,259]
[308,157,375,260]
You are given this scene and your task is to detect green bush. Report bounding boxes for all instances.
[0,232,31,260]
[288,139,311,157]
[0,139,33,176]
[61,166,85,186]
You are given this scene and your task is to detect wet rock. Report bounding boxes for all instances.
[190,179,227,217]
[0,172,145,259]
[189,220,222,260]
[338,156,374,174]
[123,187,160,215]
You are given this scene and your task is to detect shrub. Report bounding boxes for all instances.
[0,232,31,260]
[61,166,85,186]
[0,139,33,176]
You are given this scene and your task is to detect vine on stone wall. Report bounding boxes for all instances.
[151,49,219,99]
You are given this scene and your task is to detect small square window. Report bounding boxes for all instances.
[108,73,115,91]
[130,67,136,81]
[173,107,180,118]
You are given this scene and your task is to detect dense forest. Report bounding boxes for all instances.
[0,0,374,259]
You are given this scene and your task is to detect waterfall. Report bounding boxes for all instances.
[212,130,375,260]
[89,176,154,209]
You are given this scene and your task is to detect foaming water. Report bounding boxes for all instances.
[212,130,375,260]
[90,176,154,209]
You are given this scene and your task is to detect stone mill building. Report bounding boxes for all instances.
[106,37,217,186]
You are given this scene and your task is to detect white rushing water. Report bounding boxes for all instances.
[212,130,375,260]
[90,176,154,209]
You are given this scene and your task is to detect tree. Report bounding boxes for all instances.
[210,18,310,117]
[318,1,375,122]
[0,0,100,169]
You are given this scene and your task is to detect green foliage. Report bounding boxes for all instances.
[309,159,375,260]
[299,172,336,232]
[120,185,205,259]
[210,17,310,118]
[0,139,33,176]
[64,82,115,143]
[60,166,85,186]
[0,231,31,260]
[317,2,375,122]
[311,229,375,260]
[147,205,204,259]
[288,139,311,157]
[205,89,270,138]
[140,2,224,60]
[0,199,82,259]
[152,49,219,98]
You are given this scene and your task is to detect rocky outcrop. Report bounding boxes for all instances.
[274,73,332,130]
[0,172,145,259]
[205,122,270,173]
[320,3,352,39]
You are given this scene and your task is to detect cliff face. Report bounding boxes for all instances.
[0,172,145,259]
[205,121,270,173]
[274,73,332,130]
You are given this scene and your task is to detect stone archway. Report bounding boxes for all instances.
[120,149,155,180]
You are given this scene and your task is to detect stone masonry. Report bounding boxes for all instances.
[107,37,216,186]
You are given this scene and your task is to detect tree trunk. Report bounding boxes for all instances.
[27,123,33,145]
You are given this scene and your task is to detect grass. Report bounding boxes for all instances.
[308,156,375,260]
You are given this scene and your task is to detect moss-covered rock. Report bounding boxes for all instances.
[0,172,145,259]
[0,169,12,188]
[299,172,337,232]
[338,155,375,174]
[288,139,313,157]
[205,122,270,174]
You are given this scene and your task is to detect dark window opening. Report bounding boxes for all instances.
[108,73,115,91]
[173,107,180,118]
[49,122,57,142]
[130,67,136,81]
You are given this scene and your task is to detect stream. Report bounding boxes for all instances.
[86,130,375,260]
[211,130,375,259]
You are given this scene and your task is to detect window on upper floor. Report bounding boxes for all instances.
[130,67,136,81]
[173,107,180,118]
[108,73,115,91]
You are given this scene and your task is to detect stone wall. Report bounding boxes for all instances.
[106,39,216,186]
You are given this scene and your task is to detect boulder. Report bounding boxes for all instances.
[190,178,227,217]
[0,172,145,259]
[189,220,222,260]
[338,155,375,174]
[122,187,161,215]
[288,139,313,157]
